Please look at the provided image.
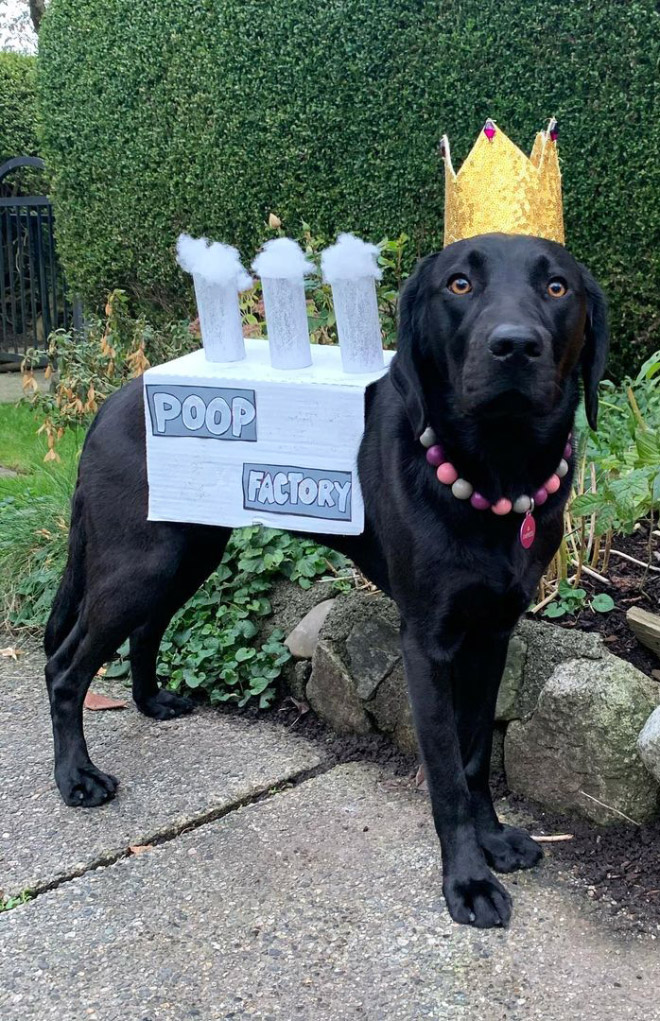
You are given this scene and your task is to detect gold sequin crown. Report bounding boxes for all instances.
[441,119,564,248]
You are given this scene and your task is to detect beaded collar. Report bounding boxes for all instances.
[419,426,572,549]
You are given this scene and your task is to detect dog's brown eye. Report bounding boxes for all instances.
[547,278,567,298]
[448,275,472,295]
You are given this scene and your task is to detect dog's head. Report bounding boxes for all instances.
[391,234,608,435]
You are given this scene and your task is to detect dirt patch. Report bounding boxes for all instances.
[507,790,660,930]
[544,521,660,679]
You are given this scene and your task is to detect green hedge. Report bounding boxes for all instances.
[0,52,42,191]
[39,0,660,377]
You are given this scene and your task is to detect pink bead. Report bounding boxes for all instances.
[470,492,491,510]
[436,462,458,485]
[425,444,445,467]
[564,443,572,459]
[483,120,496,140]
[492,498,513,516]
[533,487,549,506]
[545,474,561,494]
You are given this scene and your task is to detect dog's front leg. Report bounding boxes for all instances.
[453,632,543,874]
[400,623,512,929]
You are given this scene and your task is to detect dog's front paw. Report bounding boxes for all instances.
[480,824,543,874]
[137,689,195,720]
[443,867,512,928]
[55,761,119,808]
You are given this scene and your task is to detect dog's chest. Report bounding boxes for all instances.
[446,542,536,631]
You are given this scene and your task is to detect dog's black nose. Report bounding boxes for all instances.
[488,324,543,361]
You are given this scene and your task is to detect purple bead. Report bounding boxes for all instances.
[470,492,491,510]
[533,486,549,506]
[484,120,496,141]
[564,442,572,459]
[425,444,445,467]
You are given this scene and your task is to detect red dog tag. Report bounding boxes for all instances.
[520,511,536,549]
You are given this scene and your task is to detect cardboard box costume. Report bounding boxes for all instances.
[145,234,392,536]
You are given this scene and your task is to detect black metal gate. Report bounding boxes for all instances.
[0,156,76,364]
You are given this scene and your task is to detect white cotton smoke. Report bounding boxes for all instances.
[176,234,252,363]
[252,238,314,369]
[320,234,384,374]
[252,237,315,280]
[320,232,383,283]
[176,234,253,290]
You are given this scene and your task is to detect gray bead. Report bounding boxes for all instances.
[513,495,532,514]
[556,458,569,478]
[452,478,473,500]
[419,426,437,448]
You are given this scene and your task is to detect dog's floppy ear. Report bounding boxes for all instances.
[579,264,609,430]
[390,256,436,438]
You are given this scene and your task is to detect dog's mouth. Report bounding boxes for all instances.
[460,376,557,419]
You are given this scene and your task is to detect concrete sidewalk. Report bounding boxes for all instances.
[0,369,47,404]
[1,646,660,1021]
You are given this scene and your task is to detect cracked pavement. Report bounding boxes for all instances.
[2,645,660,1021]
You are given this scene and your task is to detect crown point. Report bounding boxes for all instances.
[483,119,496,141]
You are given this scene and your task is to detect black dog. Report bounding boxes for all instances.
[45,233,608,928]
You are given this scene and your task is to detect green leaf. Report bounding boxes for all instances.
[248,676,271,695]
[104,659,131,678]
[635,428,660,467]
[234,646,256,662]
[543,602,566,619]
[591,593,615,613]
[182,669,203,688]
[571,492,604,517]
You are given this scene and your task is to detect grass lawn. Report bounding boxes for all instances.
[0,402,83,501]
[0,402,84,630]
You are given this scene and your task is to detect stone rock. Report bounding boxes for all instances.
[266,577,332,640]
[284,598,336,659]
[306,640,372,735]
[346,617,401,701]
[263,579,335,697]
[319,589,400,645]
[368,662,417,756]
[638,707,660,783]
[290,660,311,701]
[515,619,605,718]
[494,634,527,722]
[505,657,660,824]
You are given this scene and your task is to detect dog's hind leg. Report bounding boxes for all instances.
[130,529,231,719]
[452,632,542,874]
[47,607,129,807]
[47,524,224,807]
[44,487,86,660]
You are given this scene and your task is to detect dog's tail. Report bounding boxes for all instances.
[44,483,87,659]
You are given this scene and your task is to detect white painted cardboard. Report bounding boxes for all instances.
[144,337,394,535]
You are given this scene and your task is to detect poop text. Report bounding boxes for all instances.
[147,384,257,441]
